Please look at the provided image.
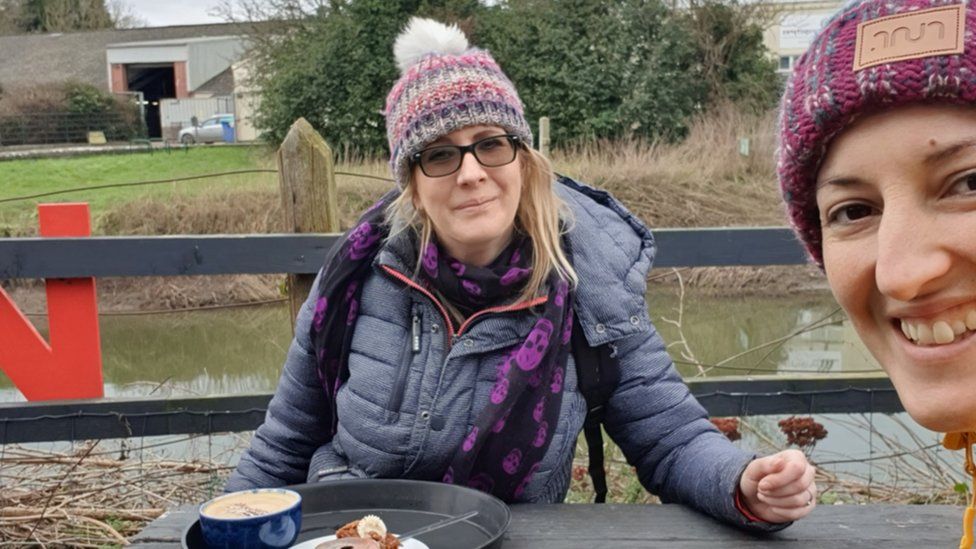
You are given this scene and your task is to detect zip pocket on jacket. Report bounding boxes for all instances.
[386,307,420,417]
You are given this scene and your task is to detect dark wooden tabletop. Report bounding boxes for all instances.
[133,502,964,548]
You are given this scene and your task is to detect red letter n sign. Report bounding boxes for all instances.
[0,203,104,400]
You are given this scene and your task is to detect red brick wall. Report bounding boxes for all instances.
[174,61,189,98]
[110,64,126,92]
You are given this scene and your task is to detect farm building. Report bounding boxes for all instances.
[0,23,258,141]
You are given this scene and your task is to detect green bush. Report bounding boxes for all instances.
[64,81,116,115]
[248,0,781,150]
[0,81,143,145]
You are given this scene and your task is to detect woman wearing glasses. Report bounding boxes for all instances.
[227,17,815,527]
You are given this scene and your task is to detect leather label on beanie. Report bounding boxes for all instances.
[854,4,965,71]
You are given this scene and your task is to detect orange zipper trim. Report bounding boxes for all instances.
[382,265,456,340]
[381,265,548,341]
[456,296,548,337]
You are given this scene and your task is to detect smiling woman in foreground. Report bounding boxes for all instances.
[777,0,976,545]
[227,16,815,530]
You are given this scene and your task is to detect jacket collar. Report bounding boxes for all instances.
[373,175,656,346]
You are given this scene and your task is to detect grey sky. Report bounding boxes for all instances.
[122,0,226,27]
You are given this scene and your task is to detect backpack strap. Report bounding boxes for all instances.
[571,316,620,503]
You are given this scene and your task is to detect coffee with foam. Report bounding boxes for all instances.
[203,490,299,519]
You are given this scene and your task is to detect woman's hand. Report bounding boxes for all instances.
[738,449,817,523]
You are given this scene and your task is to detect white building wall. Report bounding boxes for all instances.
[187,38,248,91]
[763,1,843,74]
[231,59,260,142]
[106,44,187,64]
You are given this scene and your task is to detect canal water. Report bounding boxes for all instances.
[0,288,964,500]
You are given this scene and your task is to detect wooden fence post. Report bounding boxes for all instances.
[277,118,339,331]
[538,116,550,157]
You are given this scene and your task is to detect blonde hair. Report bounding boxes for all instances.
[386,146,577,306]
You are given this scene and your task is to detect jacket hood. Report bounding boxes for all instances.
[555,175,655,346]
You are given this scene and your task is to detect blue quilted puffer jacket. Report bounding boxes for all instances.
[227,176,785,531]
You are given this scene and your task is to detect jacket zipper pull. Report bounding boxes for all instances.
[411,313,421,353]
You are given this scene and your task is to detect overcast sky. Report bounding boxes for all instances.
[122,0,227,27]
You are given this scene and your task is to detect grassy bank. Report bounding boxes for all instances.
[1,105,782,235]
[0,146,277,234]
[1,105,819,306]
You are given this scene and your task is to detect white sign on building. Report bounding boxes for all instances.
[779,12,833,50]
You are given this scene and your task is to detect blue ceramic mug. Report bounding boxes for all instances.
[198,488,302,549]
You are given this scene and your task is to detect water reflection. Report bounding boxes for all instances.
[646,289,881,377]
[1,290,963,498]
[0,289,883,401]
[0,305,293,400]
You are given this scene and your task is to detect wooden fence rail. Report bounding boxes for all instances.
[0,119,887,445]
[0,227,806,279]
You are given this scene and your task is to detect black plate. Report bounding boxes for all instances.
[183,479,510,549]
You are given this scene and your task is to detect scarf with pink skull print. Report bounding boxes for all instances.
[310,190,573,502]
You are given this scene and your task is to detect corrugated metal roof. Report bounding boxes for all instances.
[0,23,251,90]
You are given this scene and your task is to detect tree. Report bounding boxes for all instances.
[243,0,480,150]
[477,0,710,144]
[106,0,145,29]
[237,0,779,148]
[677,0,782,109]
[19,0,114,32]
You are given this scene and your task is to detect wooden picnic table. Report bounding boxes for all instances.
[133,502,962,548]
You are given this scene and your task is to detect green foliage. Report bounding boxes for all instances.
[478,0,705,144]
[250,0,780,149]
[677,0,782,110]
[18,0,113,32]
[64,81,114,115]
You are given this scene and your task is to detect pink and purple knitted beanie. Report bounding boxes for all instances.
[384,18,533,188]
[778,0,976,266]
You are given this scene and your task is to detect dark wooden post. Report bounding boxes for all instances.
[277,118,339,331]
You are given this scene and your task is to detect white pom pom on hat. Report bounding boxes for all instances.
[394,17,470,74]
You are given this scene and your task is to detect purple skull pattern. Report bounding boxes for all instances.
[550,367,564,393]
[514,462,540,499]
[312,297,328,332]
[502,448,522,475]
[561,309,574,345]
[500,267,531,286]
[533,421,549,448]
[510,249,521,265]
[490,377,510,404]
[492,409,511,433]
[448,258,466,277]
[345,298,358,326]
[533,396,547,423]
[462,426,479,452]
[554,280,568,307]
[467,473,495,494]
[442,466,454,484]
[346,222,380,260]
[461,279,482,296]
[422,243,438,279]
[344,281,359,303]
[516,319,554,371]
[527,368,543,389]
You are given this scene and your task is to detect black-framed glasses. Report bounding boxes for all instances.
[411,134,522,178]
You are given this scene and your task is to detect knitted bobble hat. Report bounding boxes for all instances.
[778,0,976,267]
[384,17,533,189]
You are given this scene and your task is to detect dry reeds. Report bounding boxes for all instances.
[0,439,240,547]
[552,103,783,229]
